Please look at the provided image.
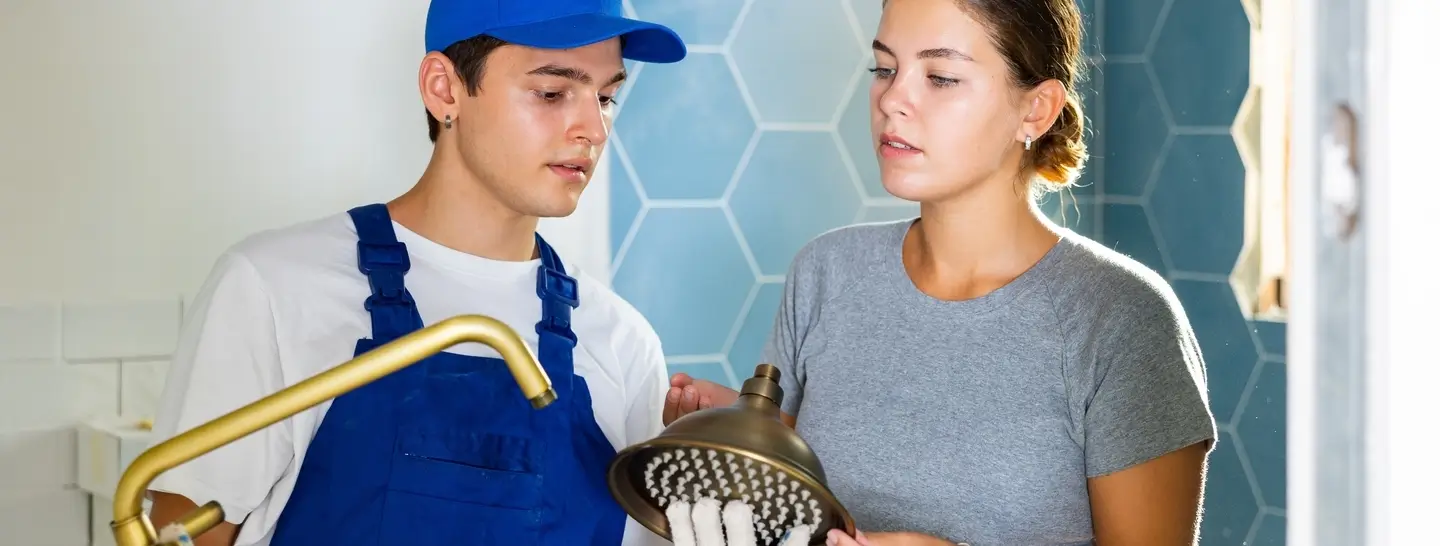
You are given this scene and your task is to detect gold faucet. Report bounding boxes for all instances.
[109,314,556,546]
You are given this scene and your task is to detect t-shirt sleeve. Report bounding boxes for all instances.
[146,250,293,525]
[623,324,669,447]
[1078,279,1218,477]
[763,248,819,418]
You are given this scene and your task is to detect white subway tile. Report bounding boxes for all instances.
[92,494,119,546]
[62,298,181,361]
[0,362,120,431]
[0,302,60,362]
[120,360,170,419]
[0,427,77,491]
[0,489,89,545]
[76,418,155,503]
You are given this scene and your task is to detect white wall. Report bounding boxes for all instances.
[0,2,611,543]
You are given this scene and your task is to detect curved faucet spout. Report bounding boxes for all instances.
[110,314,553,546]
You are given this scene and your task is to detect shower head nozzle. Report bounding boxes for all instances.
[608,364,855,545]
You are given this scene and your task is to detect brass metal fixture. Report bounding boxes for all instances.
[608,364,855,545]
[109,314,554,546]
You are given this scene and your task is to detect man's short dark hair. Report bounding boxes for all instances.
[426,35,509,142]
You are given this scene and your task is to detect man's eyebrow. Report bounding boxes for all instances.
[528,64,628,86]
[872,39,976,62]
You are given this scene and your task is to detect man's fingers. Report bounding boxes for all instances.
[722,500,756,546]
[680,386,701,414]
[691,498,724,546]
[665,502,696,546]
[663,387,682,425]
[670,373,693,388]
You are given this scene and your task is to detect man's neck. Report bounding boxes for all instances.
[387,159,540,263]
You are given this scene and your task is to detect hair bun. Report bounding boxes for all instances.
[1031,93,1089,188]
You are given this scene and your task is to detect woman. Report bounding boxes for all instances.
[662,0,1215,545]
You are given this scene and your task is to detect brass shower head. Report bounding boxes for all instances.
[608,364,855,546]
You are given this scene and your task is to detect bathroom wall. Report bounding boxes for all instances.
[1095,0,1287,544]
[608,0,1098,390]
[614,1,1283,545]
[0,2,612,543]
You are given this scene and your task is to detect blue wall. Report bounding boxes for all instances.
[609,1,1284,544]
[1094,0,1287,544]
[607,0,919,389]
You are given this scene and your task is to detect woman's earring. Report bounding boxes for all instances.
[1024,135,1032,151]
[444,114,453,130]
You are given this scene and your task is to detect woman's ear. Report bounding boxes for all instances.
[1016,79,1068,143]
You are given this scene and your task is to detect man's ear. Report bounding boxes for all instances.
[419,52,461,124]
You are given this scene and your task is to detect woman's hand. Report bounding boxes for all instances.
[663,373,740,425]
[825,529,961,546]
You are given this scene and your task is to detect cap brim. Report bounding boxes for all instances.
[485,13,687,64]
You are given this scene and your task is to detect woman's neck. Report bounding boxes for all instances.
[904,183,1062,301]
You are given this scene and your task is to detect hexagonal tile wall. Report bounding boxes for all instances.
[1097,0,1285,543]
[610,0,918,389]
[730,0,866,124]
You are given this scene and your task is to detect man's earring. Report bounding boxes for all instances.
[444,114,453,130]
[1024,135,1032,151]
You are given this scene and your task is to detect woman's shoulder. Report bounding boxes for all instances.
[788,218,908,276]
[1043,233,1189,330]
[777,219,911,304]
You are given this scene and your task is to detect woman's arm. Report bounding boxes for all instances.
[1088,441,1209,546]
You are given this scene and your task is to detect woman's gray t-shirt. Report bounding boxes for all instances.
[763,219,1216,545]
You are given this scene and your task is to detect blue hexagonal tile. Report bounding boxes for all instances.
[1071,69,1102,197]
[1102,203,1167,275]
[1248,513,1286,546]
[1039,195,1095,237]
[608,148,641,258]
[670,360,737,390]
[1104,0,1166,56]
[629,0,745,47]
[1150,0,1251,127]
[613,207,756,355]
[1201,432,1261,545]
[1237,359,1286,508]
[730,131,863,276]
[1171,279,1260,424]
[731,0,865,123]
[726,282,784,377]
[847,0,881,40]
[859,202,919,223]
[1103,62,1169,196]
[1252,320,1286,358]
[838,76,885,198]
[1077,0,1100,56]
[615,54,755,200]
[1150,135,1245,275]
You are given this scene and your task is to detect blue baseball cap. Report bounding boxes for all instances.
[425,0,688,64]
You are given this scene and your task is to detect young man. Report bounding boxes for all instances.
[143,1,686,545]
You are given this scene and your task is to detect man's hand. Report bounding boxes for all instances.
[665,498,812,546]
[663,373,739,425]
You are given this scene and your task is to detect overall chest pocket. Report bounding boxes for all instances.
[388,424,547,513]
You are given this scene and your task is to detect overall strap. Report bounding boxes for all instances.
[534,234,580,362]
[348,204,417,342]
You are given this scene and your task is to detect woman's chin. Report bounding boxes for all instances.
[880,174,945,203]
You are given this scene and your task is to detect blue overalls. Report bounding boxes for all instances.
[269,203,626,545]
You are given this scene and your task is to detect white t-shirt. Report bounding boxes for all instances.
[147,212,671,546]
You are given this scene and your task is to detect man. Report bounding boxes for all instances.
[144,1,686,545]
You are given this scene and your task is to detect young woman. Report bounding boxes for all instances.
[663,0,1215,545]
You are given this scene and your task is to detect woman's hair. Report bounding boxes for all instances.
[960,0,1089,189]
